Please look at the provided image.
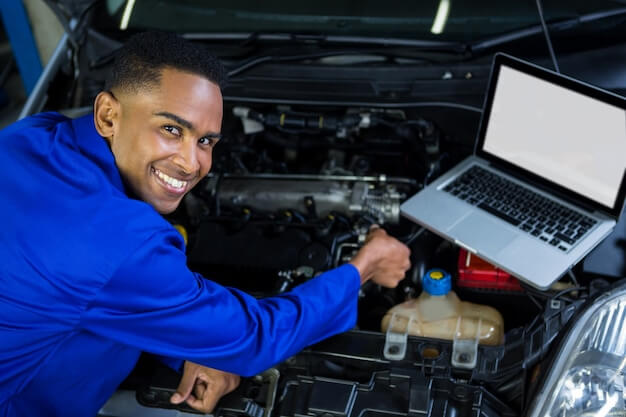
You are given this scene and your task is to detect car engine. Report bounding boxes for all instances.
[178,104,439,300]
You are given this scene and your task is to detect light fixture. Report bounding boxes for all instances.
[431,0,450,34]
[120,0,137,30]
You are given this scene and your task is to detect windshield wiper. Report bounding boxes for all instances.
[471,7,626,53]
[184,32,467,52]
[224,49,466,78]
[184,33,468,78]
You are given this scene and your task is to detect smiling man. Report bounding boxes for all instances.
[0,32,410,417]
[96,67,223,214]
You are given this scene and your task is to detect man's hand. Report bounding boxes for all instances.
[349,226,411,287]
[170,361,240,413]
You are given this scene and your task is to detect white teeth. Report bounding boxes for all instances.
[154,169,187,189]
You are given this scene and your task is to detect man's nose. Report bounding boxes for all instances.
[173,140,200,175]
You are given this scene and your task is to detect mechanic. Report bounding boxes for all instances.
[0,32,410,416]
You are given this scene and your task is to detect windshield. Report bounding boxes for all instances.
[100,0,626,41]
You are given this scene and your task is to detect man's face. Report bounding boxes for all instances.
[106,68,223,214]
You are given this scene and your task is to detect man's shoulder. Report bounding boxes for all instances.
[0,112,76,154]
[0,112,69,136]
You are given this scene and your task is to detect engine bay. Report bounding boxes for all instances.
[108,101,588,417]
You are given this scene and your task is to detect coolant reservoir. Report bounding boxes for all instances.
[381,269,504,346]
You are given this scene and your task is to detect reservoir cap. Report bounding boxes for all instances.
[423,268,451,295]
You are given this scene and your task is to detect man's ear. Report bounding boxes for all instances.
[93,91,120,142]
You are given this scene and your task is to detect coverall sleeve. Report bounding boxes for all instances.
[79,229,361,376]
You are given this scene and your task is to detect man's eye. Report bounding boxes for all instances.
[163,125,181,136]
[198,137,216,146]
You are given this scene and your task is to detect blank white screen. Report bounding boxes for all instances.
[483,65,626,208]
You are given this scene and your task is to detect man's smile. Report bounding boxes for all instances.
[151,167,190,195]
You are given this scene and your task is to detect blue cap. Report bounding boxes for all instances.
[422,268,451,295]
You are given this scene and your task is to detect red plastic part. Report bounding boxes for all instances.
[457,249,522,291]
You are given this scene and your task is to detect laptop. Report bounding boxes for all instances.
[400,53,626,289]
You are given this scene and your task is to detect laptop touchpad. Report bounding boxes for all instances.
[450,212,517,254]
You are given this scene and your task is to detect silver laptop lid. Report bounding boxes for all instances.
[475,53,626,219]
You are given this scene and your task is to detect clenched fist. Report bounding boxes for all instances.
[170,361,240,413]
[349,226,411,287]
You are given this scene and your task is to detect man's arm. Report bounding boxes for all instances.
[80,227,360,377]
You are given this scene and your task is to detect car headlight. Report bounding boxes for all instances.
[529,282,626,417]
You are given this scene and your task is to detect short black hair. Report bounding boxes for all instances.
[104,31,226,93]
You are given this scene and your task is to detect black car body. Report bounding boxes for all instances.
[20,1,626,416]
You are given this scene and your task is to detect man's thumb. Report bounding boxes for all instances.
[171,373,195,404]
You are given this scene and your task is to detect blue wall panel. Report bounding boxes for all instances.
[0,0,43,94]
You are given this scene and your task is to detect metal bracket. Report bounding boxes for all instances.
[384,312,416,361]
[452,317,481,369]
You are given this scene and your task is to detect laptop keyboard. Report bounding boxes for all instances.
[443,165,597,252]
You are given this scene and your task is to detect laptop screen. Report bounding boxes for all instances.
[482,64,626,208]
